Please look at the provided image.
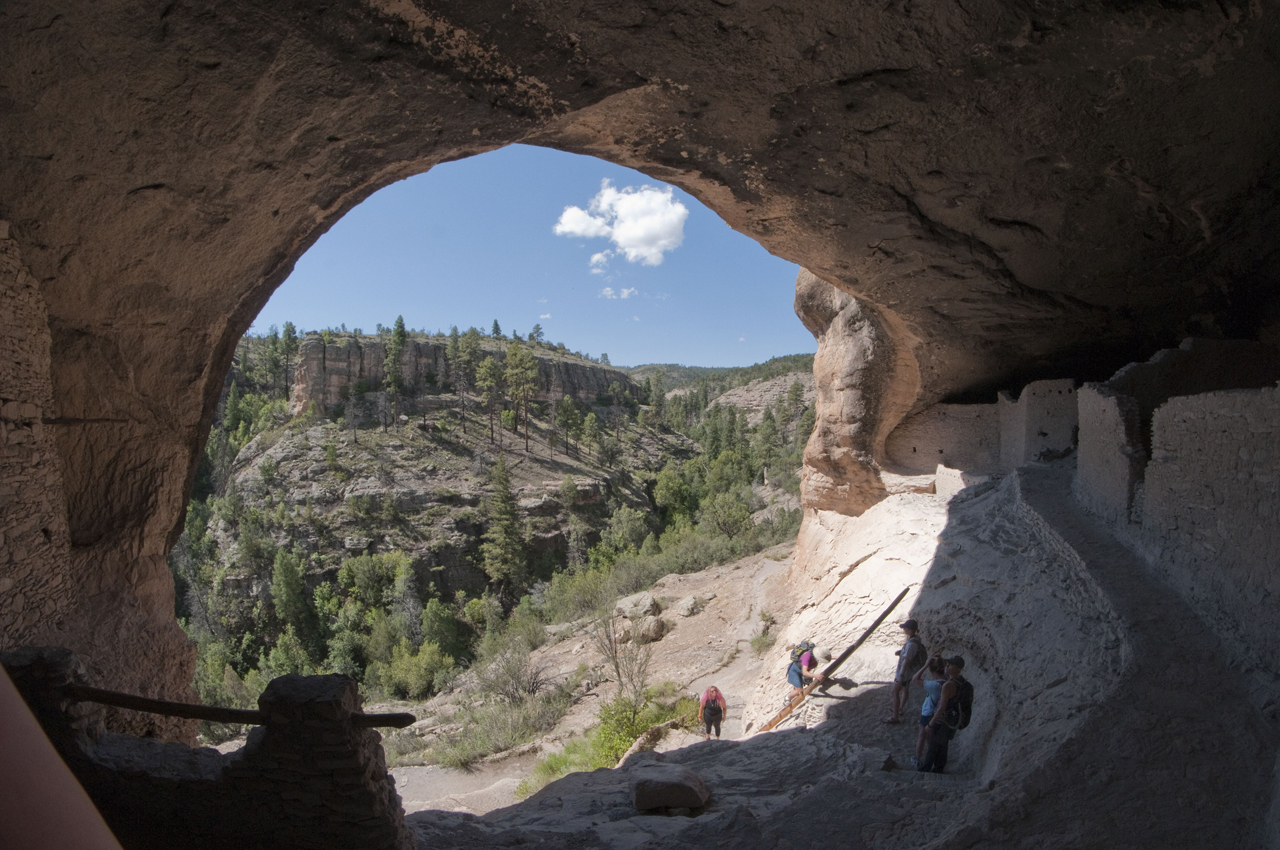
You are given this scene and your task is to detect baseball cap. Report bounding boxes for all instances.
[900,619,919,631]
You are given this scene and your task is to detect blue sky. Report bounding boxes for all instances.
[251,144,813,368]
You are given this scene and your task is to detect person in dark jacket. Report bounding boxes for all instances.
[918,656,971,773]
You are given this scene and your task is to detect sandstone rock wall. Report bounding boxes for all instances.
[289,335,638,414]
[794,270,917,517]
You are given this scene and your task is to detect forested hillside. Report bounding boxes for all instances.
[171,318,815,749]
[626,352,814,396]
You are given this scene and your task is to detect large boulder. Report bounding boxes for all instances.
[636,616,669,644]
[630,764,710,812]
[672,596,702,618]
[615,592,660,621]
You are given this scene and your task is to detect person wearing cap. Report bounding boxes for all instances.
[885,618,927,723]
[918,655,971,773]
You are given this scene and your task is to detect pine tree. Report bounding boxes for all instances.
[582,412,600,460]
[476,355,505,444]
[529,323,544,344]
[480,456,525,591]
[384,315,408,397]
[225,380,243,434]
[271,548,313,649]
[556,395,582,454]
[650,372,666,424]
[281,321,299,399]
[504,339,539,452]
[491,319,503,339]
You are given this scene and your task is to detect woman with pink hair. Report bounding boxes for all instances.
[699,686,727,740]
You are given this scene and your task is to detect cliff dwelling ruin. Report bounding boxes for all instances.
[2,0,1278,847]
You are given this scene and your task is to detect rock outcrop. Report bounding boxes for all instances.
[289,335,638,415]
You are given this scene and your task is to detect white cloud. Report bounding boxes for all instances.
[589,251,611,274]
[540,313,551,319]
[554,179,688,266]
[739,336,745,342]
[599,287,616,299]
[537,297,548,304]
[633,315,641,322]
[620,287,637,299]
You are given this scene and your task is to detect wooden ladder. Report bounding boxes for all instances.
[758,586,912,733]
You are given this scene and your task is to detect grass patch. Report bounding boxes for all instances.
[426,686,576,769]
[515,686,697,799]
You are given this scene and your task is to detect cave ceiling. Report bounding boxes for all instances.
[2,0,1278,532]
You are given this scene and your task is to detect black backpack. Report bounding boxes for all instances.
[944,678,974,731]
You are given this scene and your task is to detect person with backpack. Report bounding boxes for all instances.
[886,618,927,724]
[699,685,727,740]
[918,655,974,773]
[910,655,947,769]
[786,641,830,702]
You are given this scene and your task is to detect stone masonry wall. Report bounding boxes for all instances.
[1138,387,1280,702]
[883,403,1000,474]
[1075,385,1146,524]
[1074,338,1280,527]
[999,379,1078,471]
[3,648,414,850]
[0,229,76,651]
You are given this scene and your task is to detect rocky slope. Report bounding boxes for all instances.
[206,400,695,604]
[704,371,815,426]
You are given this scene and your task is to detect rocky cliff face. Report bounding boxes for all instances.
[793,270,920,518]
[289,336,639,415]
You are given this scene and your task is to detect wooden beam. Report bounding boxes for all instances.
[64,685,416,729]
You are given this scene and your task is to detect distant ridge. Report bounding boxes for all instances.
[626,353,814,395]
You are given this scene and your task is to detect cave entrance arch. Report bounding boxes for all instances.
[3,0,1278,738]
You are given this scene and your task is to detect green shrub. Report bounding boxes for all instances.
[378,639,454,700]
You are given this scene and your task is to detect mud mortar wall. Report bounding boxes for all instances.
[1074,339,1280,526]
[1140,387,1280,703]
[0,232,75,650]
[998,379,1077,472]
[884,404,1000,474]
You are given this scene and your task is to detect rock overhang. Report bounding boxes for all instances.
[2,0,1279,712]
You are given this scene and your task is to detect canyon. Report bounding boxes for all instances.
[2,0,1280,846]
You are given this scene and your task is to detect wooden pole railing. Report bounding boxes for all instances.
[64,684,416,729]
[758,586,912,733]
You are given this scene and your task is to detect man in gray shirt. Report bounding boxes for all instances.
[886,618,926,723]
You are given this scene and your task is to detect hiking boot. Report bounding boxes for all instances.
[909,757,919,769]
